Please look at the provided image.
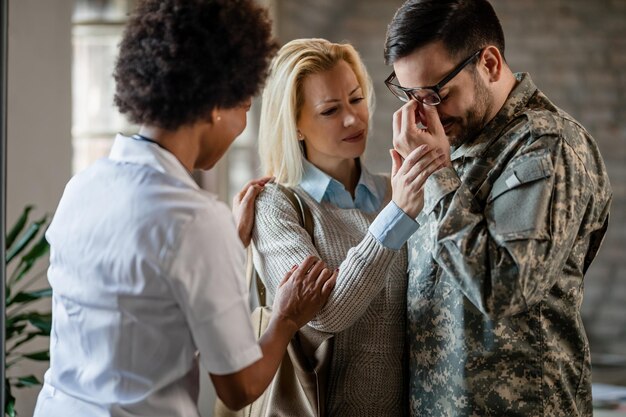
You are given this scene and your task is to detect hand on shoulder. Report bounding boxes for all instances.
[232,176,273,247]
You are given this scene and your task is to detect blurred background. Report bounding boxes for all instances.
[4,0,625,416]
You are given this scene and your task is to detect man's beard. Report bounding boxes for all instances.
[444,75,493,147]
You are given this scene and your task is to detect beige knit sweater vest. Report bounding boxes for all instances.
[252,182,408,417]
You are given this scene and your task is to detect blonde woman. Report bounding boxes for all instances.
[251,38,445,416]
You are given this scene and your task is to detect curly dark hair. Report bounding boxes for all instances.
[113,0,278,130]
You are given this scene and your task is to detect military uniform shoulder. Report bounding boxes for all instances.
[522,108,589,142]
[521,109,563,138]
[516,107,606,186]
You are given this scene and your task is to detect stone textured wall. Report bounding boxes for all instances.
[273,0,626,369]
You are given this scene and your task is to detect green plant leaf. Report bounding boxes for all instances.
[22,350,50,361]
[27,312,52,335]
[8,288,52,306]
[12,375,41,388]
[5,312,26,327]
[6,205,33,250]
[5,323,27,341]
[9,330,47,352]
[5,205,53,417]
[6,215,47,264]
[6,312,52,335]
[22,233,50,265]
[9,232,50,285]
[4,380,16,417]
[7,311,37,326]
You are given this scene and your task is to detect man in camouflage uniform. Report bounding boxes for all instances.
[382,0,612,416]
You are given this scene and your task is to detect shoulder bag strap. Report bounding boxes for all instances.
[275,183,314,244]
[246,245,266,306]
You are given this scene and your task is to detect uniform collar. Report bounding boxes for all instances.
[109,133,199,190]
[451,72,538,161]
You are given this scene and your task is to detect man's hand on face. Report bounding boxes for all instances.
[392,100,452,168]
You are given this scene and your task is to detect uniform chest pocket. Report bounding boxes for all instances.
[486,152,554,240]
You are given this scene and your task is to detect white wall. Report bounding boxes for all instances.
[6,0,72,415]
[7,1,72,223]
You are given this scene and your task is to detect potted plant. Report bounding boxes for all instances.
[4,206,51,417]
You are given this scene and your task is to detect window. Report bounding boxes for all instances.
[71,0,261,202]
[72,0,134,174]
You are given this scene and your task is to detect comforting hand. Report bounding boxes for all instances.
[390,145,446,218]
[232,176,273,247]
[392,100,452,167]
[272,255,337,333]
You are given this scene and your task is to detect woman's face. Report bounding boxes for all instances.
[297,60,369,171]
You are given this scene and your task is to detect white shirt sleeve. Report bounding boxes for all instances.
[167,201,262,375]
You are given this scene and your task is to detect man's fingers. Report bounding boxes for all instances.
[400,100,418,135]
[392,108,402,140]
[422,103,444,136]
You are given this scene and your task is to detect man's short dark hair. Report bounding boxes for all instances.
[114,0,278,130]
[384,0,505,65]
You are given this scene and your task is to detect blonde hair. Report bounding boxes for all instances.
[258,38,374,186]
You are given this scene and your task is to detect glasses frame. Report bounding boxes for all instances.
[385,49,483,105]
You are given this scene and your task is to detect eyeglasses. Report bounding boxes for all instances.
[385,49,483,106]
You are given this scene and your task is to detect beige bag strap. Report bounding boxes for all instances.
[245,245,266,306]
[275,183,314,243]
[248,184,314,307]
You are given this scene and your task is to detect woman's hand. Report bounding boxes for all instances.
[272,256,337,334]
[232,176,273,247]
[211,256,336,411]
[390,145,446,218]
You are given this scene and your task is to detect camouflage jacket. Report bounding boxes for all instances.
[407,73,612,417]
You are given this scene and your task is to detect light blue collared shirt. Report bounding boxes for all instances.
[299,159,417,250]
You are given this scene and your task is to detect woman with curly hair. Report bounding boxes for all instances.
[33,2,336,416]
[251,38,445,416]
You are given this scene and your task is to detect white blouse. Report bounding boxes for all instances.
[34,134,261,417]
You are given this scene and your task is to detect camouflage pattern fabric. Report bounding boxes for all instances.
[407,73,612,417]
